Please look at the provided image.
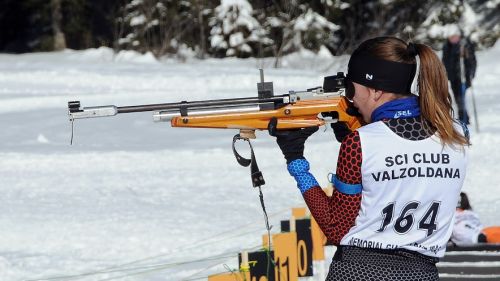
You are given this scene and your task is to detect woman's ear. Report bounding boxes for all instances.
[374,90,384,100]
[368,88,384,101]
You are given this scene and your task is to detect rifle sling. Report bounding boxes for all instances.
[232,134,272,259]
[231,134,265,187]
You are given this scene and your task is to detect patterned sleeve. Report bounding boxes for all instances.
[302,131,363,245]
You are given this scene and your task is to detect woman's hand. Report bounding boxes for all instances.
[268,117,318,164]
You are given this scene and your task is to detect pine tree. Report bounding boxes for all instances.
[1,0,54,52]
[209,0,270,58]
[116,0,162,54]
[467,0,500,47]
[0,0,38,52]
[415,0,464,47]
[327,0,435,54]
[52,0,67,50]
[252,1,339,66]
[116,0,216,58]
[2,0,498,55]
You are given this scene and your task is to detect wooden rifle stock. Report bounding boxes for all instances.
[170,96,361,132]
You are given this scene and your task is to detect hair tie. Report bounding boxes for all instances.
[407,43,418,57]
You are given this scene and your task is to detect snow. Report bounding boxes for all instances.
[294,9,340,32]
[127,0,143,9]
[438,261,500,267]
[228,32,244,47]
[210,0,265,56]
[114,50,157,64]
[486,0,500,8]
[422,1,495,44]
[130,15,147,27]
[0,44,499,280]
[266,17,282,28]
[215,0,257,34]
[210,34,228,49]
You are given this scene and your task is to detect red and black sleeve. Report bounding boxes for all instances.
[302,131,363,245]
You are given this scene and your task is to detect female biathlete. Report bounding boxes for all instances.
[270,36,470,280]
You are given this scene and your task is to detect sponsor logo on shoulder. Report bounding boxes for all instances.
[394,110,411,118]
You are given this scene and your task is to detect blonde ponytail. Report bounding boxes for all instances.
[415,44,469,147]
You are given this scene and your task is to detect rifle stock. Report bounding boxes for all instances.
[169,96,361,131]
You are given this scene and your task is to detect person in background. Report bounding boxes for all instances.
[270,36,469,280]
[451,192,487,245]
[442,25,477,125]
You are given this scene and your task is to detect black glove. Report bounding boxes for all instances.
[329,102,361,143]
[268,117,318,164]
[331,121,351,142]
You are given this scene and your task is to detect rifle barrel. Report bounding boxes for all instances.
[68,95,288,120]
[116,96,285,114]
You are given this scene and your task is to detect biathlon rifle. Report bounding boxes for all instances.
[68,70,362,187]
[68,70,361,138]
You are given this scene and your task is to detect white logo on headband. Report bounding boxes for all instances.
[366,74,373,80]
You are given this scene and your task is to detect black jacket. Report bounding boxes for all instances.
[442,38,477,87]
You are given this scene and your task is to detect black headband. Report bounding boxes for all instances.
[346,54,417,95]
